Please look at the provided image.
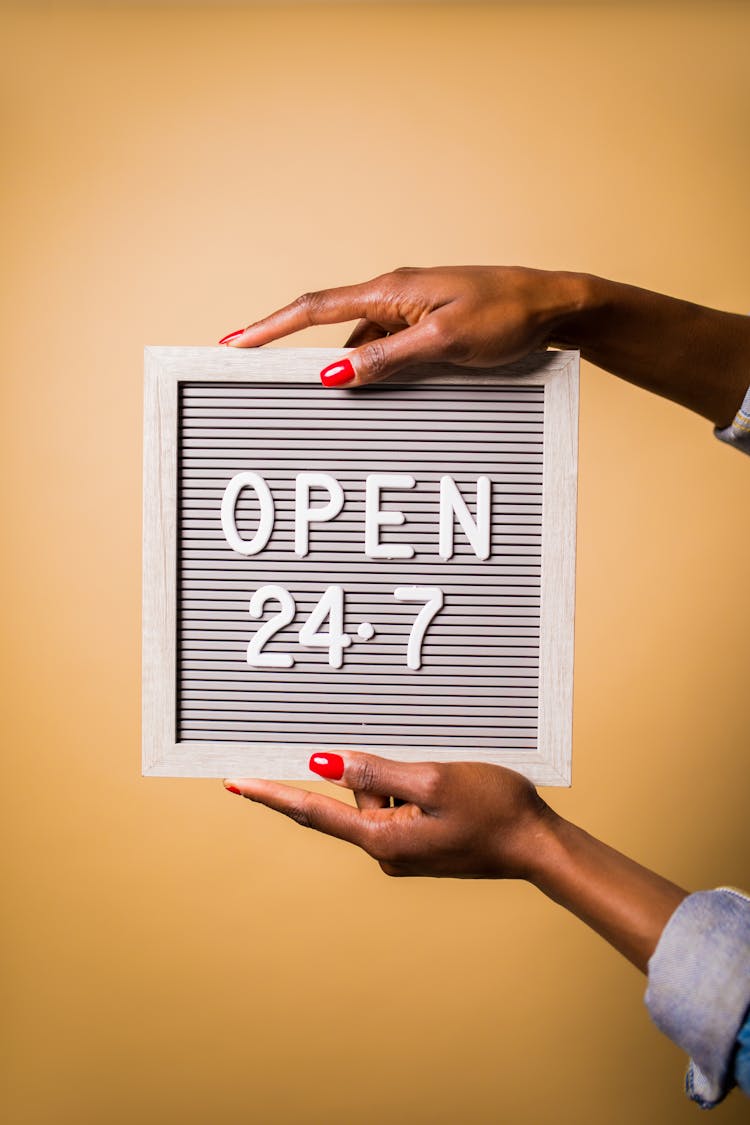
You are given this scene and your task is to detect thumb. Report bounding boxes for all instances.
[321,316,453,389]
[311,750,444,810]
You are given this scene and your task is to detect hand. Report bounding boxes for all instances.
[224,750,688,969]
[220,265,750,423]
[219,265,586,386]
[224,751,551,879]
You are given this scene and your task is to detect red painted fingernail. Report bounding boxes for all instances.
[309,753,344,780]
[218,328,245,345]
[224,782,242,795]
[320,359,355,387]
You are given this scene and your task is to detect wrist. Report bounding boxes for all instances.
[519,803,574,887]
[523,809,610,898]
[491,797,570,884]
[543,271,606,348]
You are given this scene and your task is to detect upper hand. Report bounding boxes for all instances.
[224,751,552,880]
[219,265,584,386]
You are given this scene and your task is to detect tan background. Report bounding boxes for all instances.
[2,3,749,1123]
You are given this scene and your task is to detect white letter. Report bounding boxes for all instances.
[221,472,275,556]
[365,473,415,559]
[439,476,491,560]
[294,472,345,557]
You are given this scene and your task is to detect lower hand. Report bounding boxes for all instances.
[224,751,688,971]
[224,751,551,880]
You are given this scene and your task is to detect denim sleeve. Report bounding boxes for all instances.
[736,1010,750,1097]
[644,888,750,1108]
[714,385,750,453]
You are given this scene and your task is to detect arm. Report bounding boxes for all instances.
[528,810,687,973]
[220,266,750,427]
[553,274,750,427]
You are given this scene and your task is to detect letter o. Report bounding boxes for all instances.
[221,472,275,556]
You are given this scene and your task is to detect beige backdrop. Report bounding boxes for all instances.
[2,3,749,1123]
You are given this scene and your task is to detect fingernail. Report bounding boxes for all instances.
[224,781,243,795]
[320,359,355,387]
[309,753,344,780]
[218,328,245,346]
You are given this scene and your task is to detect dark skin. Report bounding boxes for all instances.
[224,754,686,974]
[219,265,748,973]
[222,265,750,425]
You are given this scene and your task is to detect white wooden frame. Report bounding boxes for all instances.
[143,346,578,784]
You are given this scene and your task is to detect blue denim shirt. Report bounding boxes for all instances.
[642,391,750,1107]
[645,889,750,1107]
[736,1015,750,1098]
[715,384,750,453]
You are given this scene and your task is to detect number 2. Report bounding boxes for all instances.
[247,585,296,668]
[393,586,444,670]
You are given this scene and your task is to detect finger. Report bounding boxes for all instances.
[224,778,376,847]
[304,749,388,810]
[327,751,444,810]
[354,789,389,811]
[344,318,390,348]
[222,281,382,348]
[341,314,456,388]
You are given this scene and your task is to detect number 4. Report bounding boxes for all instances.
[298,584,352,669]
[393,586,444,670]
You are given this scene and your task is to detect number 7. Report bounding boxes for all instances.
[393,586,444,670]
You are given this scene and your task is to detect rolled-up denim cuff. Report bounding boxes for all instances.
[715,385,750,453]
[645,888,750,1108]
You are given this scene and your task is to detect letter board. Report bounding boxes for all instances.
[143,346,578,783]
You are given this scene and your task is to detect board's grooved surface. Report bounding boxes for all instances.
[178,380,548,749]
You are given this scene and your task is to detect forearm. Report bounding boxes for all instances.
[549,272,750,427]
[526,809,688,973]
